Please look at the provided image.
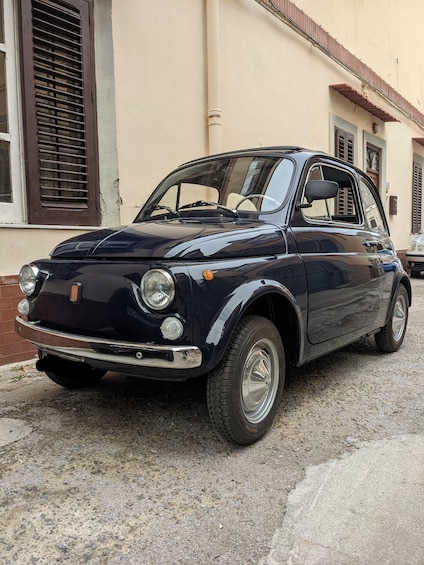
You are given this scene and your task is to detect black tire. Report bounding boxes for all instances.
[37,356,106,389]
[375,285,409,352]
[207,315,285,445]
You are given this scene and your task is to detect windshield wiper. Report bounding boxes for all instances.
[178,200,238,218]
[142,204,179,218]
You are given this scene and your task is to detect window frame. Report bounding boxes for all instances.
[358,176,389,236]
[330,115,357,166]
[301,163,362,227]
[0,0,25,224]
[18,0,100,226]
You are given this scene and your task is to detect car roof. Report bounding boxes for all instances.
[180,146,375,183]
[181,146,322,166]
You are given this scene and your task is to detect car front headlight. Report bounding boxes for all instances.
[140,269,175,311]
[407,242,416,252]
[19,264,40,296]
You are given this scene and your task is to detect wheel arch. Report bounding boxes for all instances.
[383,274,412,326]
[204,280,305,370]
[401,275,412,307]
[243,292,303,366]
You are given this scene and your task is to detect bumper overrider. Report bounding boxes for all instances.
[15,317,202,370]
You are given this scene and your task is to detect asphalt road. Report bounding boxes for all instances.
[1,278,423,564]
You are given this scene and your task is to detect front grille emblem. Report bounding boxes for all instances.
[70,282,82,303]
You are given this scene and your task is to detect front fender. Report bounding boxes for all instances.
[202,278,305,372]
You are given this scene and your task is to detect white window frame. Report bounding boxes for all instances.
[363,131,387,197]
[0,0,25,224]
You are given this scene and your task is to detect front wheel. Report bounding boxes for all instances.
[207,315,285,445]
[375,285,409,352]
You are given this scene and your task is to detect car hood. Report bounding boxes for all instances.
[51,219,287,260]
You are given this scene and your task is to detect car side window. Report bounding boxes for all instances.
[302,165,360,225]
[358,178,387,234]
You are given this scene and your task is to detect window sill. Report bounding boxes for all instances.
[0,224,102,230]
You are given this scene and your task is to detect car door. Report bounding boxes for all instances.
[291,162,384,345]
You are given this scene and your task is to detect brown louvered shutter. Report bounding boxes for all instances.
[334,127,355,214]
[412,161,422,234]
[19,0,100,225]
[335,127,354,164]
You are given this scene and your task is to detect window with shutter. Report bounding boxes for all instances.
[412,161,422,234]
[334,127,355,214]
[335,127,354,164]
[19,0,99,225]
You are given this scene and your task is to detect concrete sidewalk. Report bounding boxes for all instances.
[261,434,424,565]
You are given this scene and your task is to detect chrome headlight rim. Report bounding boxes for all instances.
[19,264,40,296]
[140,268,175,311]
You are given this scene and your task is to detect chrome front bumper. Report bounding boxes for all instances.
[15,317,202,369]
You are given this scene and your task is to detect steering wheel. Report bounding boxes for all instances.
[235,194,281,210]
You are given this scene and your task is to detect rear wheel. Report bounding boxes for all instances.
[207,315,285,445]
[375,285,409,352]
[37,355,105,389]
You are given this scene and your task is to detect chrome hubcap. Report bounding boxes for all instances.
[392,292,407,342]
[241,338,279,424]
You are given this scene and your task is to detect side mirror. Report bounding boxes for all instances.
[304,180,339,204]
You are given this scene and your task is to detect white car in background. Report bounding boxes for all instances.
[406,233,424,277]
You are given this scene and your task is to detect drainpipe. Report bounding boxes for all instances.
[206,0,222,154]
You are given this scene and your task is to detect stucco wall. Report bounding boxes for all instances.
[293,0,424,108]
[110,0,424,249]
[0,227,92,275]
[112,0,208,225]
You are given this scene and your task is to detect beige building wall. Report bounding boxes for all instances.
[294,0,424,106]
[111,0,424,249]
[112,0,208,225]
[0,227,88,274]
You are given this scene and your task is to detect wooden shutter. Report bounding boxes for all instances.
[19,0,100,225]
[412,161,422,234]
[335,127,354,164]
[334,127,355,214]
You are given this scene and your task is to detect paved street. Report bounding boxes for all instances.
[1,278,423,564]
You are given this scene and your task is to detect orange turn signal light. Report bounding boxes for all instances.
[202,269,214,281]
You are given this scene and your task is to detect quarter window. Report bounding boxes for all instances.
[359,179,387,234]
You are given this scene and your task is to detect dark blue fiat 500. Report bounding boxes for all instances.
[15,147,411,444]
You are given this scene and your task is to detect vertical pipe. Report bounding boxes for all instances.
[206,0,222,154]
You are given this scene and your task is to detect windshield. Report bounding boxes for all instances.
[136,156,295,220]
